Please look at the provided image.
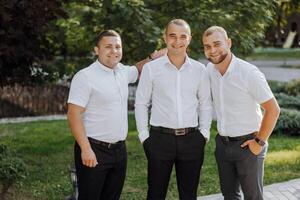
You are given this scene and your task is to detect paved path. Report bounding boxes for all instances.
[198,178,300,200]
[259,67,300,82]
[250,59,300,82]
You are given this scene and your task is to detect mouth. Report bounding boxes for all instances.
[108,55,120,59]
[210,54,219,58]
[171,45,184,49]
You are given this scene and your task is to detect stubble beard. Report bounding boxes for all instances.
[208,53,228,64]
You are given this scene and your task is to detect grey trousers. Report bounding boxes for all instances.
[215,134,268,200]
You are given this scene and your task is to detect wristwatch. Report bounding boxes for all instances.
[254,137,266,147]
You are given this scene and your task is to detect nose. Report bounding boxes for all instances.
[173,37,181,45]
[111,48,117,53]
[210,47,217,54]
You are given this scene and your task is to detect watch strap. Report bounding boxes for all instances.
[255,137,265,146]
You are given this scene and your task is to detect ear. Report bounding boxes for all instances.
[227,38,232,49]
[188,35,192,45]
[163,33,167,44]
[94,46,99,55]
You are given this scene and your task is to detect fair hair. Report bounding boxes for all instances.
[203,26,228,39]
[165,19,191,35]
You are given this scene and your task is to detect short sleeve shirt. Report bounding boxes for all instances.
[207,55,274,137]
[68,60,138,142]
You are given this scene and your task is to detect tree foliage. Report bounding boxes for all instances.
[0,0,67,85]
[1,0,277,84]
[264,0,300,46]
[58,0,277,64]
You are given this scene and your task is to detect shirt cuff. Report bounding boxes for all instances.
[138,130,150,143]
[199,128,210,142]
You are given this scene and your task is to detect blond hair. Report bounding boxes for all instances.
[203,26,228,39]
[165,19,191,35]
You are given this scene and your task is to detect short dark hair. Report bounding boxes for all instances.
[165,19,191,35]
[95,30,121,46]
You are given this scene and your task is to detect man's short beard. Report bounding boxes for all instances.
[208,53,228,64]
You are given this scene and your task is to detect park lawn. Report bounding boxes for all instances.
[0,115,300,200]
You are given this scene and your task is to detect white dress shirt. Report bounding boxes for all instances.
[207,55,274,137]
[135,55,212,143]
[68,59,138,143]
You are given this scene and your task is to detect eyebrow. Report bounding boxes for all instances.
[104,44,121,47]
[168,33,188,37]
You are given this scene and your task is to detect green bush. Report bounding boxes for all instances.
[269,79,300,96]
[273,108,300,136]
[268,81,285,93]
[275,93,300,110]
[0,144,26,198]
[283,79,300,96]
[0,144,9,156]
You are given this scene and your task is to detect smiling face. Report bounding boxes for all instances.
[94,36,122,69]
[202,29,231,65]
[164,23,191,57]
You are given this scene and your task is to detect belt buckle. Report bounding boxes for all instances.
[175,128,186,136]
[225,136,230,142]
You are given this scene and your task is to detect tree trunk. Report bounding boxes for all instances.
[0,184,10,200]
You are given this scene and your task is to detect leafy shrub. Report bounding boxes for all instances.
[268,81,285,93]
[275,93,300,110]
[0,145,9,156]
[269,79,300,96]
[273,108,300,136]
[283,79,300,96]
[0,144,26,199]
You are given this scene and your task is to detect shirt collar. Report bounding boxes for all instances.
[226,54,236,73]
[161,54,192,70]
[95,59,120,72]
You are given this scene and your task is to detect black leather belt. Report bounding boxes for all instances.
[150,126,197,136]
[219,132,257,143]
[88,137,125,149]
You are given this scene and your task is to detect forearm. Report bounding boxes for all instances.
[135,57,152,75]
[67,110,91,151]
[257,98,280,141]
[135,48,167,75]
[257,108,280,141]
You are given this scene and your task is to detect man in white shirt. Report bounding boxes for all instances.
[135,19,212,200]
[202,26,280,200]
[67,30,165,200]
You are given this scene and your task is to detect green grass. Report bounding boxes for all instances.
[0,115,300,200]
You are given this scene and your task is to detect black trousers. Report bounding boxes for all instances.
[215,134,268,200]
[74,138,127,200]
[143,128,206,200]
